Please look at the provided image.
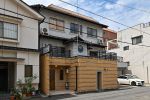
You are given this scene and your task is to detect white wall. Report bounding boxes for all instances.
[112,23,150,83]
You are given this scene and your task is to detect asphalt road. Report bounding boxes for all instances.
[31,86,150,100]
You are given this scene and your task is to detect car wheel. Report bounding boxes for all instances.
[131,81,136,86]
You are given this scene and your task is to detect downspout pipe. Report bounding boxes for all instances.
[38,5,45,51]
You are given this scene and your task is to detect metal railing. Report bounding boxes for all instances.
[41,45,117,60]
[90,50,117,60]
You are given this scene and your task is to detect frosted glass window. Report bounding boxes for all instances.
[4,22,18,39]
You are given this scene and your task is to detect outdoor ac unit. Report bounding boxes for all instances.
[97,39,103,45]
[41,28,48,35]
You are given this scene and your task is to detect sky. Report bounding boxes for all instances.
[23,0,150,31]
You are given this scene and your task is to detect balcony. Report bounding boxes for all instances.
[41,44,117,60]
[117,56,128,68]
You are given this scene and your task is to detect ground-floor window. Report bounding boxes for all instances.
[25,65,33,77]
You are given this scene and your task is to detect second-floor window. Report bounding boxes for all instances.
[123,46,129,51]
[87,27,97,38]
[132,35,143,45]
[0,21,18,40]
[49,17,64,31]
[70,23,82,34]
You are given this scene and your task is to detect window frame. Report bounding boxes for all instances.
[25,65,33,77]
[132,35,143,45]
[0,21,18,40]
[70,23,79,34]
[49,17,65,31]
[123,46,129,51]
[87,27,97,38]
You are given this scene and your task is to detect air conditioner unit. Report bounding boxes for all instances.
[41,28,48,35]
[97,39,103,45]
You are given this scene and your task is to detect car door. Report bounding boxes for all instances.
[122,76,130,85]
[118,76,130,85]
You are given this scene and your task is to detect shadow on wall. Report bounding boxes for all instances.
[124,69,132,75]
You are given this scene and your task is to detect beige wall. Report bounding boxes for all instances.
[0,0,41,87]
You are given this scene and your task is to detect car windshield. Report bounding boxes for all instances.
[128,75,139,79]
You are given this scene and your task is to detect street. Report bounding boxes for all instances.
[31,86,150,100]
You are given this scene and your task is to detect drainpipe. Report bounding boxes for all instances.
[38,9,45,51]
[147,66,149,83]
[75,66,78,94]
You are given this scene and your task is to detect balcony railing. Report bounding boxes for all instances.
[41,45,117,60]
[90,50,117,60]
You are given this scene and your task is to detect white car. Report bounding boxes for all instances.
[117,75,144,86]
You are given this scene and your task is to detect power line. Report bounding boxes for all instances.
[1,4,150,48]
[103,0,150,14]
[43,21,150,48]
[58,0,150,36]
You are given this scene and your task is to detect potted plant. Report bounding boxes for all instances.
[25,75,37,97]
[15,90,23,100]
[10,88,15,100]
[22,86,27,98]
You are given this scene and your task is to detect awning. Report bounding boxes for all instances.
[0,57,25,62]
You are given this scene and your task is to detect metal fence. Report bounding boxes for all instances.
[41,45,117,60]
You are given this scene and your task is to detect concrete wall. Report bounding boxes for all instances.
[111,23,150,83]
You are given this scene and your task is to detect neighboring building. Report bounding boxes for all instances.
[110,22,150,83]
[103,28,117,50]
[32,4,118,95]
[0,0,43,92]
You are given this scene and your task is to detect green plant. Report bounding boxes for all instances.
[16,74,37,97]
[10,88,16,96]
[25,75,37,93]
[10,88,23,100]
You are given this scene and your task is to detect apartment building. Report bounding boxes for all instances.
[110,22,150,83]
[0,0,43,92]
[32,4,118,95]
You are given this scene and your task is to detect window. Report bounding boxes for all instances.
[0,21,18,40]
[87,27,97,38]
[132,35,143,45]
[123,46,129,51]
[49,17,64,31]
[60,69,64,80]
[70,23,79,34]
[126,62,130,66]
[25,65,33,77]
[80,25,83,35]
[118,76,127,79]
[90,51,98,57]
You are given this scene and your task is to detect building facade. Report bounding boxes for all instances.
[110,22,150,83]
[0,0,43,92]
[32,4,118,95]
[103,28,117,50]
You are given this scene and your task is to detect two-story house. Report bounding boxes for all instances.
[32,4,118,95]
[0,0,43,92]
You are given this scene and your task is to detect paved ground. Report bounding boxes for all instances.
[31,86,150,100]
